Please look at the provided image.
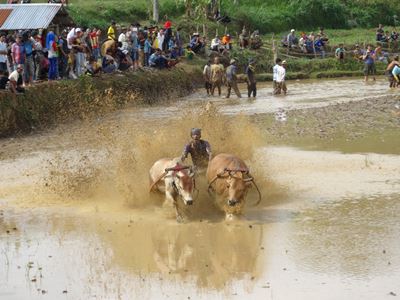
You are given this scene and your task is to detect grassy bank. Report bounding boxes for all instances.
[0,67,201,137]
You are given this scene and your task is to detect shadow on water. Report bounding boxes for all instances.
[0,209,267,299]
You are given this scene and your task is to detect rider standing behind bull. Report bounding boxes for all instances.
[181,128,212,172]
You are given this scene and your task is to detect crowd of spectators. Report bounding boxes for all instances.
[282,28,329,57]
[0,20,191,94]
[376,24,399,48]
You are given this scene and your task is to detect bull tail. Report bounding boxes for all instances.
[149,171,168,193]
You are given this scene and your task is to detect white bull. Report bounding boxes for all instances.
[149,158,196,222]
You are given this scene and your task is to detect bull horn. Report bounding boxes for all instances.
[207,175,219,195]
[208,169,230,193]
[248,174,262,206]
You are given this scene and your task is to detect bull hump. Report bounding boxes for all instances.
[213,153,246,166]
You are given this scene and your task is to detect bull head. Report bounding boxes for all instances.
[169,166,196,206]
[226,172,252,207]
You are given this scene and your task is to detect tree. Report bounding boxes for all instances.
[153,0,159,22]
[177,0,215,19]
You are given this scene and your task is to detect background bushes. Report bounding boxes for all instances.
[61,0,400,33]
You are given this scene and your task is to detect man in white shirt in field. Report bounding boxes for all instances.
[275,60,287,95]
[273,58,282,95]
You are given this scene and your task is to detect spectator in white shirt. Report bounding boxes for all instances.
[0,34,8,73]
[9,64,24,93]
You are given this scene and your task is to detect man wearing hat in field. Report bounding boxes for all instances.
[246,58,257,97]
[274,60,287,95]
[226,58,241,98]
[210,56,224,96]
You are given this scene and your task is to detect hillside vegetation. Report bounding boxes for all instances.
[59,0,400,34]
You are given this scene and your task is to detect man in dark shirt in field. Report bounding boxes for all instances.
[181,128,212,171]
[246,58,257,97]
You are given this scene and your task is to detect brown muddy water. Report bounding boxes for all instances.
[0,78,399,300]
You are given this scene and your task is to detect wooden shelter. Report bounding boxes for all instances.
[0,3,74,34]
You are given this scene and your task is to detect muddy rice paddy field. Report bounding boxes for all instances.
[0,78,399,300]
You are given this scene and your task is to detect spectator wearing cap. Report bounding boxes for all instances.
[225,58,241,98]
[71,28,85,77]
[33,33,45,81]
[11,35,26,73]
[221,33,232,50]
[210,35,221,52]
[274,60,287,95]
[287,29,298,48]
[8,64,24,93]
[108,20,117,41]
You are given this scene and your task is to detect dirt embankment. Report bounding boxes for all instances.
[0,67,202,137]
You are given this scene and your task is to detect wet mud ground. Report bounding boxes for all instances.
[0,78,399,299]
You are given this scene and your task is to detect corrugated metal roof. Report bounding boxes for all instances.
[0,4,62,30]
[0,9,12,28]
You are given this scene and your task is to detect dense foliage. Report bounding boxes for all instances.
[63,0,400,33]
[222,0,400,33]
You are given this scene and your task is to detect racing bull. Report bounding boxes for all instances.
[207,153,261,220]
[149,158,196,222]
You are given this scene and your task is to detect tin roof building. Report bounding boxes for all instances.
[0,3,74,31]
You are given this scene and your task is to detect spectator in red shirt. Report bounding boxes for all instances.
[11,35,26,72]
[90,28,100,60]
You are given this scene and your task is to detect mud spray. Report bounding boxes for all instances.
[34,102,282,219]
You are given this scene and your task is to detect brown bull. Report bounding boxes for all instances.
[207,153,261,220]
[149,158,196,222]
